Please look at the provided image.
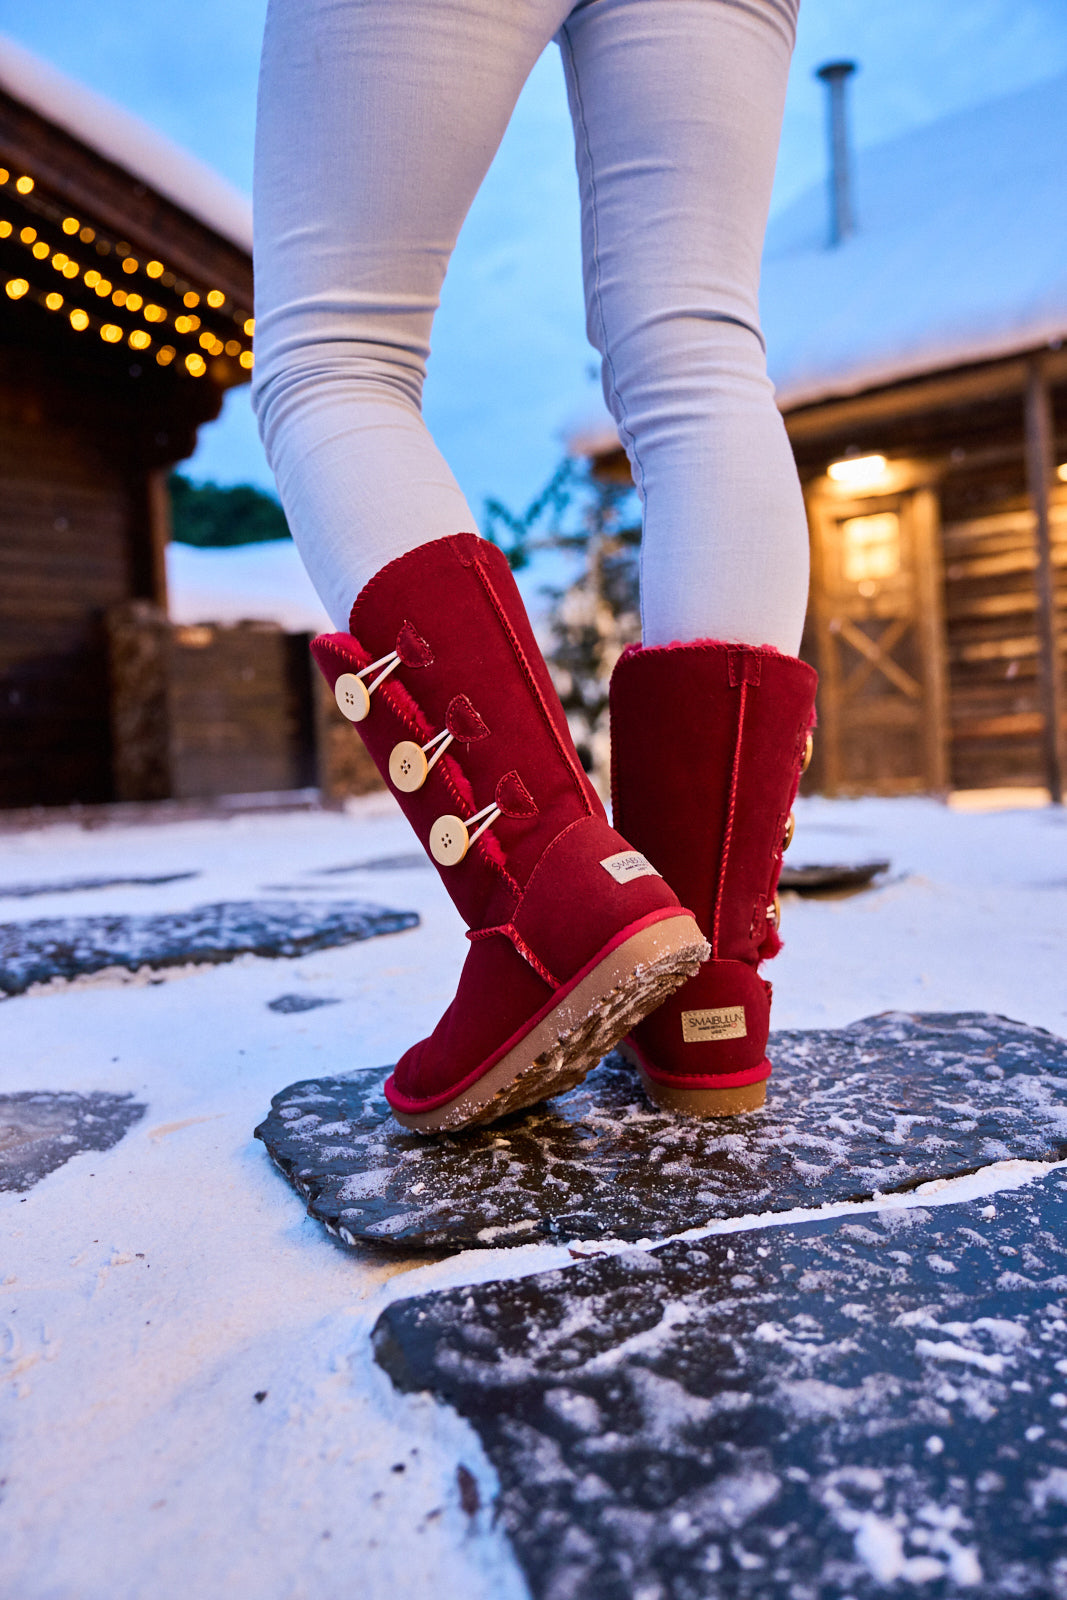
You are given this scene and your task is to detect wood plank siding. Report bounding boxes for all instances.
[942,494,1067,790]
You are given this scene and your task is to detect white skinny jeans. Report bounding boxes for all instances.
[253,0,809,651]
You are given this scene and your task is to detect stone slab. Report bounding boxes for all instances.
[267,994,342,1014]
[778,860,890,894]
[0,899,419,997]
[0,1091,146,1192]
[255,1013,1067,1251]
[0,872,199,900]
[375,1170,1067,1599]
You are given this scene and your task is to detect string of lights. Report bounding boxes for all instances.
[0,164,254,378]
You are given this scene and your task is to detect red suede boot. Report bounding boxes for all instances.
[311,534,708,1133]
[610,640,817,1116]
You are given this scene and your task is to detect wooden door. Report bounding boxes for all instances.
[807,486,949,795]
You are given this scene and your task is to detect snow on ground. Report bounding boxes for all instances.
[1,791,1065,1598]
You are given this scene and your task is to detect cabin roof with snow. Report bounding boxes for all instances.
[0,32,253,386]
[762,70,1067,411]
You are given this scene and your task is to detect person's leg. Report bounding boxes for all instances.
[252,0,709,1132]
[252,0,568,629]
[558,0,808,652]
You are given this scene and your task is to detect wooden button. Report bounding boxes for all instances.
[429,815,469,867]
[783,811,795,851]
[334,672,370,722]
[801,732,814,773]
[389,740,428,793]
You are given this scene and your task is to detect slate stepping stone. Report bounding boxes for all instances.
[374,1169,1067,1599]
[255,1012,1067,1251]
[778,860,890,894]
[0,1091,146,1192]
[268,994,342,1014]
[0,899,419,997]
[0,872,199,900]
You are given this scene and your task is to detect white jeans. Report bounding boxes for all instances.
[253,0,809,651]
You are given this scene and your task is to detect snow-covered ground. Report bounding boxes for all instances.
[1,791,1065,1598]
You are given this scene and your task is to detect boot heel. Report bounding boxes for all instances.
[618,1041,769,1117]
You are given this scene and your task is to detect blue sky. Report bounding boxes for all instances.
[4,0,1067,520]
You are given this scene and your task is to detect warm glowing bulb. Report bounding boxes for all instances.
[15,175,34,195]
[156,345,176,366]
[5,277,29,299]
[125,292,143,311]
[62,217,79,235]
[62,261,79,279]
[94,279,112,297]
[79,226,95,244]
[224,339,241,358]
[143,304,165,323]
[84,270,101,288]
[146,260,164,278]
[239,350,254,369]
[185,352,206,376]
[51,252,68,270]
[121,257,138,275]
[0,169,8,185]
[70,308,90,330]
[206,289,225,308]
[198,331,215,350]
[100,323,123,343]
[1057,463,1067,484]
[32,241,48,259]
[174,315,190,334]
[183,290,200,308]
[129,329,151,351]
[112,289,127,307]
[243,317,255,337]
[19,226,36,244]
[0,221,10,238]
[45,291,63,310]
[827,454,889,489]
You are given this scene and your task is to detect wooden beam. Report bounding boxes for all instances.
[1023,353,1067,802]
[784,347,1067,444]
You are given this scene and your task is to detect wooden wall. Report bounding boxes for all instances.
[941,492,1067,790]
[0,355,131,805]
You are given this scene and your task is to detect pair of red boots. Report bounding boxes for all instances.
[311,534,816,1133]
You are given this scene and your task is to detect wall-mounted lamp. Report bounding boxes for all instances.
[827,453,889,489]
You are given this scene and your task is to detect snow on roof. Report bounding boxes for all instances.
[762,70,1067,410]
[0,32,252,257]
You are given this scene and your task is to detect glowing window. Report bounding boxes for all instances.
[840,512,901,584]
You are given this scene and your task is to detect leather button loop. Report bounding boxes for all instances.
[783,811,795,851]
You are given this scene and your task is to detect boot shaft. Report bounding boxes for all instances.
[610,640,817,966]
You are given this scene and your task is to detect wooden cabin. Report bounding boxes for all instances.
[581,70,1067,799]
[0,36,258,808]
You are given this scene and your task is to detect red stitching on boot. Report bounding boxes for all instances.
[468,922,560,988]
[711,679,749,958]
[727,648,762,688]
[446,694,490,742]
[396,620,434,668]
[496,770,539,817]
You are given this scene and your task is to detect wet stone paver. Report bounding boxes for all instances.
[0,899,419,997]
[0,1091,146,1192]
[374,1169,1067,1600]
[0,872,199,900]
[255,1012,1067,1251]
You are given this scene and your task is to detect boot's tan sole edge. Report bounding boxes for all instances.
[392,915,709,1135]
[618,1042,769,1117]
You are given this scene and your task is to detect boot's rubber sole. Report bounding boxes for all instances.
[617,1040,769,1117]
[391,914,708,1134]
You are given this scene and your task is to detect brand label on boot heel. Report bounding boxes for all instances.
[600,851,661,885]
[682,1006,747,1043]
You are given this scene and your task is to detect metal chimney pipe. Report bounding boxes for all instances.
[816,60,858,247]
